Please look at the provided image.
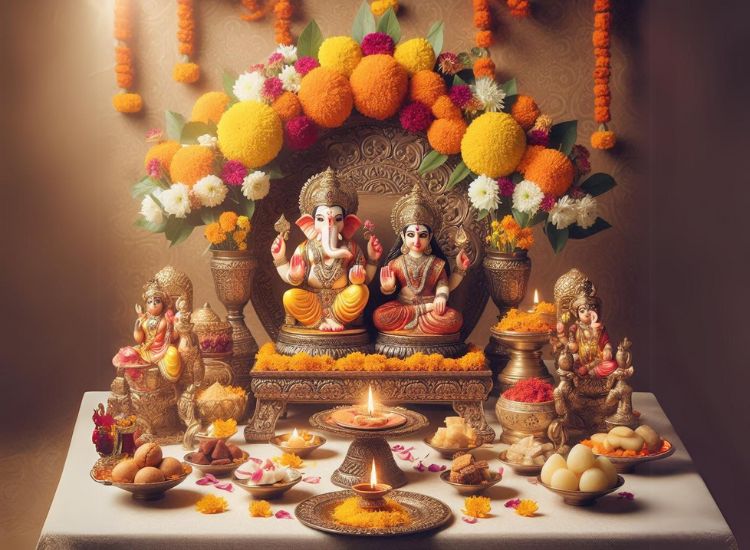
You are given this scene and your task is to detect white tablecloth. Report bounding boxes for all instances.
[38,392,737,549]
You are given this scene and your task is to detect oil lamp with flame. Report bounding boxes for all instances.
[351,459,393,509]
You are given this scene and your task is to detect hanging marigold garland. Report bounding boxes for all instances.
[506,0,530,18]
[241,0,268,21]
[240,0,293,45]
[472,0,494,48]
[113,0,142,113]
[174,0,200,83]
[591,0,615,149]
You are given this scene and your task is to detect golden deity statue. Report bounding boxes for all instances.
[271,167,383,332]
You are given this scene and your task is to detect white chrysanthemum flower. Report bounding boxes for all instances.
[275,44,298,64]
[241,171,271,201]
[471,77,506,112]
[468,175,501,212]
[575,194,598,229]
[160,183,191,218]
[233,71,265,102]
[193,175,228,208]
[548,195,577,229]
[512,180,544,214]
[140,191,164,225]
[197,134,217,148]
[279,65,301,93]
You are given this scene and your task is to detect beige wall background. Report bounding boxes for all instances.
[2,0,745,547]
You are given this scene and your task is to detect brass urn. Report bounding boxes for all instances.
[192,302,234,386]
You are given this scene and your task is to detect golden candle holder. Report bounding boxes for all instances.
[490,328,554,394]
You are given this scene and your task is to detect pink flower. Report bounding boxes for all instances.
[294,56,319,76]
[571,144,592,177]
[267,52,284,71]
[540,194,556,212]
[285,116,318,151]
[361,32,395,56]
[364,219,376,232]
[437,52,463,75]
[617,491,635,500]
[527,129,550,147]
[427,463,446,473]
[397,450,415,462]
[497,176,514,197]
[248,63,265,73]
[302,476,321,484]
[275,510,293,519]
[262,77,284,101]
[461,516,478,524]
[146,158,162,178]
[399,101,434,133]
[569,186,586,199]
[221,160,248,186]
[145,128,163,142]
[497,466,504,477]
[504,498,521,509]
[449,85,473,109]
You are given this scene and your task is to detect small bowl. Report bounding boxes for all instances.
[497,450,544,476]
[439,470,502,495]
[233,469,302,499]
[269,433,326,458]
[196,395,248,423]
[536,474,625,506]
[423,437,480,459]
[184,451,249,477]
[592,440,676,473]
[90,463,192,501]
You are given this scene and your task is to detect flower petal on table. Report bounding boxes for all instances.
[196,474,218,486]
[275,510,293,519]
[247,456,263,464]
[397,450,415,461]
[427,463,446,472]
[302,476,321,484]
[461,516,478,524]
[391,444,405,452]
[526,477,538,485]
[215,482,234,492]
[504,498,521,509]
[413,460,426,472]
[497,466,504,477]
[617,491,635,500]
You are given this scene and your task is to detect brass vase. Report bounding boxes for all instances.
[491,329,554,394]
[209,250,258,391]
[482,249,532,391]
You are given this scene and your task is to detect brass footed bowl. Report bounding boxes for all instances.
[90,464,192,501]
[232,469,302,499]
[439,470,502,495]
[196,395,248,424]
[495,397,556,444]
[423,437,480,459]
[184,451,249,477]
[497,450,543,476]
[270,433,327,458]
[537,474,625,506]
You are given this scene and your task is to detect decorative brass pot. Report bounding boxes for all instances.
[482,249,532,319]
[209,250,259,390]
[491,329,554,393]
[495,395,556,444]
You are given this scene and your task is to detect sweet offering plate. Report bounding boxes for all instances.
[295,490,452,537]
[331,407,407,430]
[592,440,676,473]
[90,463,191,501]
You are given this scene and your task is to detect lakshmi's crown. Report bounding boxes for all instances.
[142,279,170,304]
[298,167,359,216]
[390,183,441,235]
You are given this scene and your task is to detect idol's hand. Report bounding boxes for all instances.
[380,265,396,292]
[590,310,601,330]
[367,235,383,261]
[271,234,286,262]
[457,249,471,270]
[349,264,366,285]
[434,295,447,315]
[289,254,305,283]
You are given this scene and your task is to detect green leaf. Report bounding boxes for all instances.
[200,207,222,225]
[426,21,444,57]
[297,20,324,59]
[544,222,569,253]
[456,68,475,85]
[180,121,216,145]
[457,52,472,68]
[548,120,578,156]
[500,78,517,96]
[222,70,238,102]
[135,216,166,233]
[568,218,612,239]
[164,217,194,246]
[418,150,448,175]
[453,74,467,87]
[476,209,490,221]
[352,1,376,43]
[131,176,163,199]
[242,198,256,219]
[376,8,401,43]
[528,210,548,227]
[446,161,471,190]
[165,111,185,141]
[263,161,286,180]
[512,208,530,227]
[580,173,617,197]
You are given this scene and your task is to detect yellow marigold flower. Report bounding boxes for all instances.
[173,62,200,84]
[191,91,230,124]
[250,500,273,518]
[491,220,501,231]
[394,38,436,76]
[332,497,411,528]
[318,36,362,78]
[461,112,526,178]
[463,495,491,518]
[371,0,399,17]
[219,211,238,232]
[591,129,616,150]
[204,222,226,245]
[211,418,237,438]
[195,494,228,514]
[238,242,248,251]
[515,499,538,517]
[496,308,554,333]
[534,301,555,314]
[112,92,143,113]
[237,215,250,231]
[273,452,303,468]
[217,101,283,168]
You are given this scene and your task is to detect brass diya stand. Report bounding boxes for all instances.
[490,328,554,394]
[276,326,373,359]
[374,332,467,359]
[309,407,429,489]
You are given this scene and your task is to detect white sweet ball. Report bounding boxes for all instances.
[540,453,567,485]
[594,456,618,487]
[566,444,596,474]
[578,467,610,492]
[550,468,579,491]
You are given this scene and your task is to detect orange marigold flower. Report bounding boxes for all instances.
[298,67,353,128]
[144,140,180,172]
[473,0,489,10]
[594,0,610,12]
[475,30,494,48]
[409,70,446,107]
[593,30,610,48]
[473,9,492,30]
[431,95,462,120]
[196,494,228,514]
[272,91,302,122]
[516,144,545,173]
[170,145,215,186]
[507,0,530,17]
[473,58,496,79]
[219,211,239,232]
[510,95,540,131]
[595,56,611,68]
[427,118,467,155]
[173,62,200,84]
[594,84,610,97]
[274,0,293,18]
[522,148,575,197]
[593,67,611,79]
[595,96,610,107]
[594,12,611,30]
[350,54,408,120]
[594,106,611,123]
[112,92,142,113]
[591,130,616,150]
[191,91,231,124]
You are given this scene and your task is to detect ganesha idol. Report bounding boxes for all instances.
[270,167,383,357]
[373,184,472,358]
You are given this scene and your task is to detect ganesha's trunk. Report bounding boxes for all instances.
[320,219,350,260]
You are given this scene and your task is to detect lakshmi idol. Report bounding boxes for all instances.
[373,184,471,357]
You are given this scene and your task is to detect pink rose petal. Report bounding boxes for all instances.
[526,477,539,485]
[427,463,446,472]
[505,498,521,509]
[462,516,478,524]
[196,474,218,486]
[391,444,405,452]
[397,451,414,461]
[275,510,293,519]
[251,469,264,483]
[413,460,426,472]
[497,466,505,477]
[617,491,635,500]
[302,476,321,484]
[215,482,234,492]
[247,457,263,464]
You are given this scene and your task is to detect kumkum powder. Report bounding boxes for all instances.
[502,377,554,403]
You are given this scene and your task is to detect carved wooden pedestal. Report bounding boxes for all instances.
[276,326,373,359]
[375,332,467,359]
[245,370,495,444]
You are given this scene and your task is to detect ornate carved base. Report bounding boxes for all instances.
[244,398,286,441]
[276,326,373,358]
[331,437,407,489]
[484,335,508,396]
[375,332,467,359]
[453,400,495,444]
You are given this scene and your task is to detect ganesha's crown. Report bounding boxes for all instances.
[390,183,441,235]
[298,167,359,216]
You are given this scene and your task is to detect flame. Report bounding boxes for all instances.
[533,289,539,305]
[370,459,377,488]
[291,428,299,439]
[367,385,374,416]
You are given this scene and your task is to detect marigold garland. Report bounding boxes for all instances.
[473,58,495,79]
[113,0,142,113]
[174,0,199,84]
[273,0,293,45]
[507,0,531,18]
[472,0,494,48]
[591,0,615,149]
[241,0,267,21]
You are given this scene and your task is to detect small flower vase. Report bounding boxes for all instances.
[209,250,259,391]
[482,248,532,392]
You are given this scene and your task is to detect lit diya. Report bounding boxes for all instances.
[351,459,393,510]
[331,386,407,430]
